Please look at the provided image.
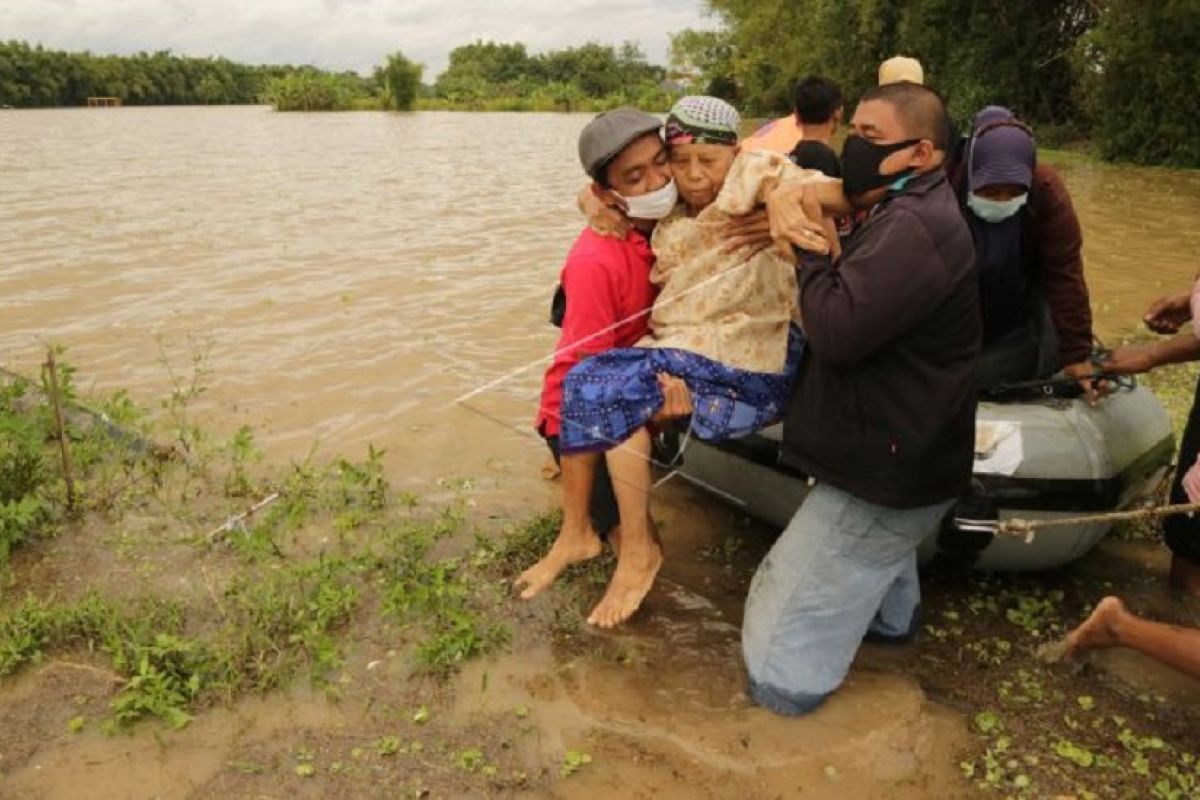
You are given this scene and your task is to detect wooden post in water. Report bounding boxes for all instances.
[43,349,77,511]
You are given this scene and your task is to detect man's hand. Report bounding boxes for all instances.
[1143,292,1192,335]
[651,374,693,424]
[1100,343,1161,375]
[577,183,631,239]
[720,208,772,256]
[765,181,830,258]
[1062,361,1105,405]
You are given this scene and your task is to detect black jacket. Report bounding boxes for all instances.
[782,170,980,508]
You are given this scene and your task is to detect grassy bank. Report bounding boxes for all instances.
[0,353,607,794]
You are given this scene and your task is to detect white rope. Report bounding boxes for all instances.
[453,237,793,405]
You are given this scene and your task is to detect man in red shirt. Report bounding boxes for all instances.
[521,108,674,599]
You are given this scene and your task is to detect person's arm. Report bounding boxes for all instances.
[767,176,853,218]
[1103,332,1200,374]
[798,209,950,367]
[577,183,631,239]
[1029,167,1093,367]
[718,151,831,257]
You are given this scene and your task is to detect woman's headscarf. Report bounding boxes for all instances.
[665,95,741,147]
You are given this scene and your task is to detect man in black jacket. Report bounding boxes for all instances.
[742,82,981,716]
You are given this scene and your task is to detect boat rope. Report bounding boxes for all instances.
[454,236,808,405]
[958,502,1200,544]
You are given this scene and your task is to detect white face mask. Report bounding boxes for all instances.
[618,180,679,221]
[967,191,1028,224]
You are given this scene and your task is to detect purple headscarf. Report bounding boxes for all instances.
[969,106,1035,192]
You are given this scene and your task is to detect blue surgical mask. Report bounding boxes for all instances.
[967,192,1028,223]
[619,180,679,221]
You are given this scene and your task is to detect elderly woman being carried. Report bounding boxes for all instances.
[516,96,832,627]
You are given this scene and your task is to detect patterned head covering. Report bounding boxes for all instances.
[665,95,741,147]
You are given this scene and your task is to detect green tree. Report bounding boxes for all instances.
[260,70,362,111]
[1074,0,1200,166]
[695,0,1130,150]
[669,28,739,101]
[434,40,535,98]
[377,51,423,110]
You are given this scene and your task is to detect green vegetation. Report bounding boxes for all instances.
[258,69,373,112]
[0,38,677,113]
[1074,0,1200,167]
[377,51,423,111]
[0,355,523,731]
[674,0,1200,166]
[0,40,291,106]
[422,40,676,112]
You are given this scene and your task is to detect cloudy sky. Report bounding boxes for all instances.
[2,0,717,77]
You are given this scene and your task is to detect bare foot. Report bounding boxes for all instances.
[513,527,602,600]
[586,539,663,628]
[1169,555,1200,597]
[1065,596,1126,657]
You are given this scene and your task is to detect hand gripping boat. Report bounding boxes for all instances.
[675,383,1175,571]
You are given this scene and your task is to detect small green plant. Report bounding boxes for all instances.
[222,425,262,497]
[455,747,485,772]
[560,749,592,777]
[374,736,401,756]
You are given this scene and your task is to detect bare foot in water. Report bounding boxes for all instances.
[1065,596,1126,657]
[586,536,663,628]
[514,527,602,600]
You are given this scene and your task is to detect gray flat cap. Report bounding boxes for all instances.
[578,107,663,180]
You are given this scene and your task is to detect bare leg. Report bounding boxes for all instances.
[514,452,603,599]
[587,427,663,628]
[1169,554,1200,597]
[1066,596,1200,680]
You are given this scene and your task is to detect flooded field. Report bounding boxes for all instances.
[2,106,1200,799]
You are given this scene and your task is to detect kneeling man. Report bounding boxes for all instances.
[743,81,981,714]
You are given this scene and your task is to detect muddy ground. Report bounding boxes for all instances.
[2,364,1199,800]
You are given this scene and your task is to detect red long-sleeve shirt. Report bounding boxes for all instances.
[535,228,657,437]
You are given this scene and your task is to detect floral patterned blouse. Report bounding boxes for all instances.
[641,149,830,374]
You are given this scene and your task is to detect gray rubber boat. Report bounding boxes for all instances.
[677,384,1175,571]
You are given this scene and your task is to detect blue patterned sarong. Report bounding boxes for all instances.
[558,327,804,455]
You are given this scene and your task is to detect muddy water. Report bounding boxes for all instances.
[2,107,1199,797]
[4,109,1199,491]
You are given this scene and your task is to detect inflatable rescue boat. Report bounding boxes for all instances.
[677,383,1175,571]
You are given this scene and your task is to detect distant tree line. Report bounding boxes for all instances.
[670,0,1200,166]
[0,38,675,113]
[0,40,292,106]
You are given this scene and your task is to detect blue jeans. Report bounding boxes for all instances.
[741,483,954,715]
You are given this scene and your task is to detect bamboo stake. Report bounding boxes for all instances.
[44,349,76,512]
[207,492,281,543]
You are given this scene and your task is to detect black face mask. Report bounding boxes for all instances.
[840,135,922,200]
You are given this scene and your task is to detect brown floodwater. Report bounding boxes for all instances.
[3,107,1199,484]
[2,106,1199,798]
